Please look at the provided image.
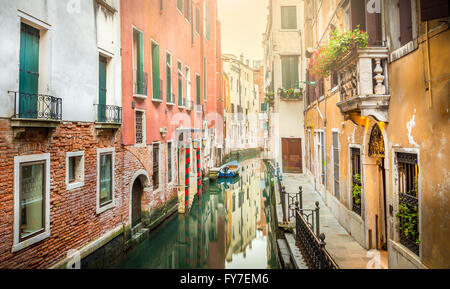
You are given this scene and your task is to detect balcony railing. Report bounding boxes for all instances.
[10,91,62,121]
[95,104,122,124]
[133,70,148,97]
[185,99,194,110]
[336,47,390,122]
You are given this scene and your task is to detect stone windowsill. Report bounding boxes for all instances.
[133,94,148,100]
[94,122,122,129]
[11,118,61,128]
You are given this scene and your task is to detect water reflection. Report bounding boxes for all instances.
[113,158,280,269]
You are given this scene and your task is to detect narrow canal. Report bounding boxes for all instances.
[111,158,281,269]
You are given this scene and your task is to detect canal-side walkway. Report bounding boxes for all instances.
[280,174,375,269]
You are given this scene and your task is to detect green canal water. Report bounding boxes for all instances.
[112,158,281,269]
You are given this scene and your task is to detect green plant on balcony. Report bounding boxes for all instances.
[310,25,369,79]
[278,87,303,100]
[265,91,275,106]
[352,174,362,206]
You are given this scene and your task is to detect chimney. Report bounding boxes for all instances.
[246,59,249,66]
[240,53,244,63]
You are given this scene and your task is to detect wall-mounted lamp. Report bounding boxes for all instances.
[160,127,168,139]
[131,101,136,109]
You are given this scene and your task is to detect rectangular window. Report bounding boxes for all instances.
[332,132,340,199]
[177,0,183,13]
[14,154,50,252]
[281,6,297,29]
[196,74,201,104]
[396,152,419,256]
[178,61,183,106]
[203,57,207,101]
[204,3,210,40]
[317,132,325,185]
[135,111,144,144]
[153,144,160,190]
[195,6,200,34]
[133,28,145,96]
[19,161,45,241]
[99,153,113,207]
[351,148,362,215]
[168,142,172,183]
[166,52,172,103]
[185,66,191,108]
[399,0,413,46]
[281,56,299,90]
[184,0,191,21]
[151,42,160,100]
[66,151,85,190]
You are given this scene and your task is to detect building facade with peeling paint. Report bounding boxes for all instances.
[302,0,449,269]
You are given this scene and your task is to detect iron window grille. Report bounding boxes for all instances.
[351,148,362,216]
[397,152,419,256]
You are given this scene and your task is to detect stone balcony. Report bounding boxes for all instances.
[336,47,390,123]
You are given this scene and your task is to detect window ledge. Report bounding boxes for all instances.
[96,201,116,215]
[67,181,84,191]
[152,98,164,103]
[134,94,148,100]
[279,28,299,32]
[166,102,176,106]
[94,122,121,129]
[11,118,61,128]
[13,230,51,252]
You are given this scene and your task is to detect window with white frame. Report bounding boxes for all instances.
[135,110,145,145]
[66,151,85,190]
[316,131,325,185]
[332,131,340,199]
[185,66,191,109]
[97,148,115,214]
[167,142,173,183]
[13,153,50,252]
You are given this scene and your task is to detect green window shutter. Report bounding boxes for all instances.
[281,57,289,89]
[137,31,144,94]
[281,6,297,29]
[178,64,183,106]
[290,57,299,89]
[196,75,201,104]
[99,56,107,122]
[203,58,207,101]
[152,44,160,99]
[206,5,210,40]
[166,54,171,103]
[281,56,299,89]
[19,23,40,118]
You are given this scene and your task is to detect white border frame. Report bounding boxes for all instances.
[96,147,116,214]
[66,151,85,190]
[391,146,422,260]
[13,153,51,252]
[134,109,146,147]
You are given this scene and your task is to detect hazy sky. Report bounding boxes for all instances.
[218,0,269,63]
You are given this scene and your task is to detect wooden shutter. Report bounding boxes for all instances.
[399,0,413,46]
[281,6,297,29]
[166,54,171,102]
[365,0,382,46]
[196,75,201,104]
[281,57,289,89]
[137,31,144,94]
[98,56,107,122]
[420,0,450,21]
[290,57,299,88]
[19,23,40,118]
[152,44,160,99]
[351,0,366,31]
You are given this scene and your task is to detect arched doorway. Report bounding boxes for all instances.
[368,124,388,252]
[131,178,143,228]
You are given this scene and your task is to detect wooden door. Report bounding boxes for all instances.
[282,138,303,173]
[131,178,142,228]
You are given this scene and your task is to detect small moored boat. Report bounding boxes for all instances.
[218,161,241,178]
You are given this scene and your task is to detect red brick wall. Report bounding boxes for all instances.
[0,120,126,268]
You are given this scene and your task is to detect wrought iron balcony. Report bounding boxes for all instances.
[336,47,390,123]
[95,104,122,125]
[133,70,148,97]
[10,91,62,123]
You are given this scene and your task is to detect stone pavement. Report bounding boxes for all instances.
[279,173,377,269]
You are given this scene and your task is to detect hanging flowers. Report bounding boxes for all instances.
[310,25,369,79]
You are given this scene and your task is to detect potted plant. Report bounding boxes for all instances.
[310,25,369,79]
[352,174,362,208]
